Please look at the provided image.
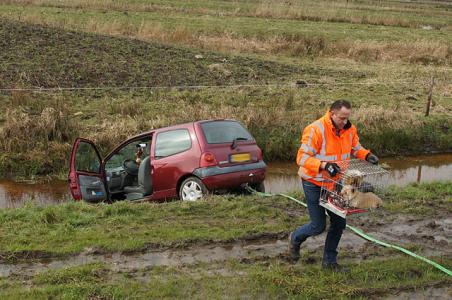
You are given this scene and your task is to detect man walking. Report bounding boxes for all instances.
[289,100,379,271]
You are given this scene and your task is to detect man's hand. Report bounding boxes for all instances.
[366,153,379,165]
[324,162,341,177]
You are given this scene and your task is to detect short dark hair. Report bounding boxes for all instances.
[330,100,351,111]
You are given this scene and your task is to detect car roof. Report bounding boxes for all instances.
[127,119,238,139]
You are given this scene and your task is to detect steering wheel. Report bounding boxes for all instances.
[123,159,139,176]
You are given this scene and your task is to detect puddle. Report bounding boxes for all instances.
[0,154,451,208]
[265,154,452,193]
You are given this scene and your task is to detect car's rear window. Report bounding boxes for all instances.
[201,121,253,144]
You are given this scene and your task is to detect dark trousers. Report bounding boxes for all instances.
[291,180,346,264]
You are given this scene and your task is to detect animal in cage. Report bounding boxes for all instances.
[342,169,364,187]
[319,159,389,218]
[340,184,383,209]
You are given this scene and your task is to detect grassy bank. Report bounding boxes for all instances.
[0,193,307,258]
[0,182,449,258]
[1,257,451,299]
[385,181,452,215]
[1,87,450,177]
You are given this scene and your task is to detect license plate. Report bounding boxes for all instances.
[230,153,251,163]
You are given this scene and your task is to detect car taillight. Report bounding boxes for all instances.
[200,152,217,167]
[257,148,263,161]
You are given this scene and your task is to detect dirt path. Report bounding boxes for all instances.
[1,216,450,278]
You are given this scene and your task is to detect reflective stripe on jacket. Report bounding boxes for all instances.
[296,111,370,186]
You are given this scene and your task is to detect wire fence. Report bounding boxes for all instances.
[0,79,439,93]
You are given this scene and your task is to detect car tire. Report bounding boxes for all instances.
[179,177,208,201]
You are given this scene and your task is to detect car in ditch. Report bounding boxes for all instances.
[68,119,266,202]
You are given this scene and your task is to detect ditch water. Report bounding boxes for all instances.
[265,153,452,193]
[0,154,451,209]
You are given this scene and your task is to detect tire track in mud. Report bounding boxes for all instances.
[383,285,452,300]
[1,216,450,278]
[0,217,452,276]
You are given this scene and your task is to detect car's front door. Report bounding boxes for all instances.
[68,138,107,202]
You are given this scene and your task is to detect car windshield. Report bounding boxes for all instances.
[201,121,253,144]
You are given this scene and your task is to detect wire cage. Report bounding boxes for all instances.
[319,159,390,219]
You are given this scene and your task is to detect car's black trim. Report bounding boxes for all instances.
[193,161,267,178]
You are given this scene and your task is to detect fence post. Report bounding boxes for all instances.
[425,76,435,117]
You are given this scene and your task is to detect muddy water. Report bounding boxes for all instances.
[0,154,451,208]
[265,154,452,193]
[0,179,70,209]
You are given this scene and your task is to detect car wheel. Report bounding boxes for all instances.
[179,177,208,201]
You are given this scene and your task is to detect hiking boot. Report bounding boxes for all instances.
[322,262,350,273]
[288,231,300,262]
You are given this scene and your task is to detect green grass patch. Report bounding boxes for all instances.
[0,194,308,257]
[385,181,452,215]
[254,256,452,298]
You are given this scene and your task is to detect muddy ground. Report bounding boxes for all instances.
[1,209,450,298]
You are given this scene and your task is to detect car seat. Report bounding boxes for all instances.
[124,156,152,199]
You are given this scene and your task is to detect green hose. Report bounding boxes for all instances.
[249,188,452,276]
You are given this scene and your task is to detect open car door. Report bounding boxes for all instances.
[68,138,107,202]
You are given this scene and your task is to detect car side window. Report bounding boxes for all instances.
[155,129,191,159]
[75,142,100,173]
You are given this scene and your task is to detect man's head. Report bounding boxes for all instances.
[329,100,351,129]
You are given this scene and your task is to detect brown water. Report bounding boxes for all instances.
[0,154,451,208]
[265,154,452,193]
[0,179,70,209]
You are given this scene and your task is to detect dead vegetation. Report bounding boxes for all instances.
[353,105,424,131]
[0,95,74,153]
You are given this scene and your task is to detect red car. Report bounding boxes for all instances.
[68,119,266,202]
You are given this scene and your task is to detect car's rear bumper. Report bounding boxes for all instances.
[193,161,266,190]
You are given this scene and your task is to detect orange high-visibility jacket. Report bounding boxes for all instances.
[296,111,370,186]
